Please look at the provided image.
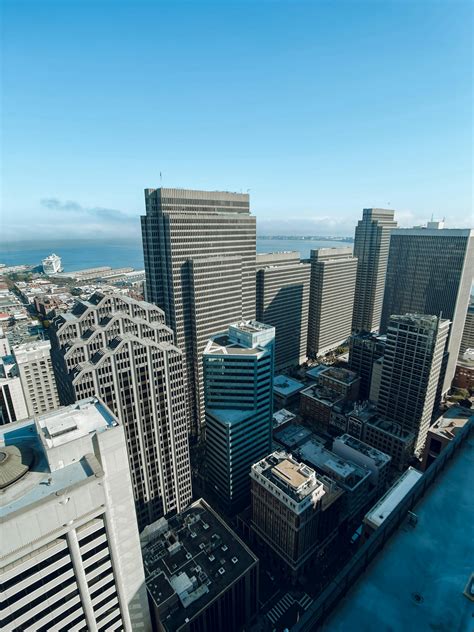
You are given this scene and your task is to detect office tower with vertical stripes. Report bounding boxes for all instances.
[141,188,256,436]
[381,227,474,393]
[203,321,275,513]
[307,248,358,358]
[256,252,310,369]
[352,208,397,333]
[377,314,450,454]
[0,398,151,632]
[51,292,192,530]
[13,340,60,416]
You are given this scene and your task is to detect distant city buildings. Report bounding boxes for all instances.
[52,292,192,529]
[0,398,151,631]
[13,339,60,416]
[203,321,274,513]
[352,208,397,333]
[142,498,259,632]
[459,301,474,355]
[142,188,256,436]
[377,314,450,455]
[307,248,357,358]
[381,226,474,393]
[256,251,311,369]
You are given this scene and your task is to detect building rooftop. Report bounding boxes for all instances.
[274,423,314,449]
[305,364,330,380]
[0,398,114,520]
[334,434,391,467]
[300,384,344,406]
[272,408,297,429]
[319,366,359,385]
[428,406,473,440]
[321,433,474,632]
[273,375,306,397]
[364,467,422,530]
[367,416,415,441]
[142,499,258,632]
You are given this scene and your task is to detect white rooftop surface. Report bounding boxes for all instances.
[322,435,474,632]
[38,399,117,447]
[273,409,296,426]
[364,467,422,529]
[298,440,357,480]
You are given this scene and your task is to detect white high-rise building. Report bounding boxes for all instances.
[0,398,152,632]
[13,339,60,416]
[0,355,28,425]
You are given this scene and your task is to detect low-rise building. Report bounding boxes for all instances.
[317,366,360,400]
[272,408,297,430]
[362,417,416,471]
[273,374,306,407]
[420,405,473,470]
[452,348,474,391]
[300,384,345,434]
[250,451,343,577]
[142,499,259,632]
[332,434,391,493]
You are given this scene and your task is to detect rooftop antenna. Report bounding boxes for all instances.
[431,213,434,222]
[160,172,163,186]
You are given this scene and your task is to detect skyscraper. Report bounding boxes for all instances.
[348,332,386,400]
[307,248,358,358]
[13,339,60,416]
[381,227,474,393]
[203,321,274,513]
[0,398,151,632]
[256,252,311,369]
[377,314,450,454]
[352,208,397,333]
[51,292,192,530]
[141,188,256,436]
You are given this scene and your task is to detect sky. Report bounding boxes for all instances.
[1,0,472,241]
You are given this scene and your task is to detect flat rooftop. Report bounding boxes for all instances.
[364,467,422,530]
[274,423,314,449]
[296,438,368,489]
[272,409,297,428]
[322,433,474,632]
[429,406,473,440]
[273,375,305,397]
[367,416,415,441]
[319,366,359,384]
[306,364,330,380]
[142,499,258,632]
[335,434,391,467]
[301,384,344,406]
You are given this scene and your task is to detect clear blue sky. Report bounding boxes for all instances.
[1,0,472,241]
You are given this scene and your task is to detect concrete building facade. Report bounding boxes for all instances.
[307,248,357,358]
[256,251,311,369]
[380,227,474,393]
[0,399,152,632]
[141,187,256,436]
[348,332,386,400]
[51,292,192,530]
[352,208,397,333]
[203,321,274,513]
[459,302,474,355]
[377,314,450,455]
[13,339,60,416]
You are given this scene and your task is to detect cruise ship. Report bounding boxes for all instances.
[42,253,63,275]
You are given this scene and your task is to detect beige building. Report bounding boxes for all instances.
[420,405,473,470]
[256,251,311,369]
[307,248,357,358]
[141,188,256,436]
[13,339,60,416]
[0,398,152,632]
[52,292,192,530]
[352,208,397,333]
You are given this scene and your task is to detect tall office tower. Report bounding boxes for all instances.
[13,339,60,416]
[0,398,151,632]
[377,314,450,455]
[307,248,358,358]
[51,292,192,530]
[459,300,474,355]
[203,321,275,513]
[352,208,397,333]
[141,188,256,436]
[256,252,311,369]
[0,355,28,425]
[380,227,474,393]
[348,332,386,399]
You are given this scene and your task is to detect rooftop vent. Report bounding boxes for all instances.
[231,557,238,564]
[218,568,225,575]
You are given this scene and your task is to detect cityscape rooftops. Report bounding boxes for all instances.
[142,499,258,632]
[205,320,275,356]
[274,423,314,449]
[366,416,416,441]
[272,408,297,428]
[364,467,422,530]
[319,366,359,385]
[273,375,306,397]
[334,434,391,468]
[300,384,344,406]
[305,364,330,380]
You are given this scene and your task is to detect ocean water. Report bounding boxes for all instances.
[0,238,352,272]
